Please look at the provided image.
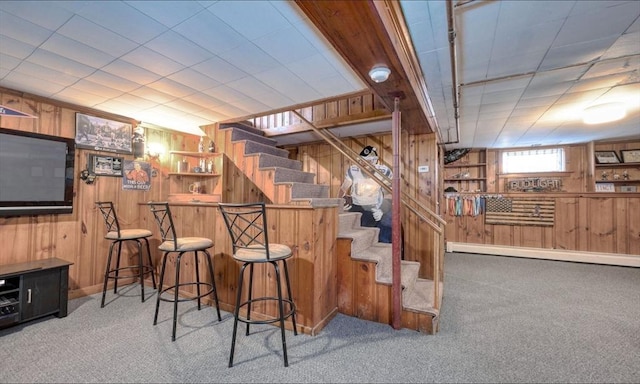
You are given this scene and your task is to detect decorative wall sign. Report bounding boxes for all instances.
[595,183,615,192]
[506,177,562,192]
[122,160,151,191]
[485,197,554,226]
[87,154,123,177]
[75,113,132,154]
[0,104,37,118]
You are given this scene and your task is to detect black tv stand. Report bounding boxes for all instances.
[0,258,73,329]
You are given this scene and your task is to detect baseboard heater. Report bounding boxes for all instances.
[446,242,640,267]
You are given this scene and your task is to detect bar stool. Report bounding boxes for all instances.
[218,202,298,367]
[96,201,157,307]
[147,202,221,341]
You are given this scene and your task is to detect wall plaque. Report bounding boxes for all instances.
[506,177,562,192]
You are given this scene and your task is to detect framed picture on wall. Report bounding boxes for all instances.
[75,113,133,154]
[620,149,640,164]
[594,150,620,164]
[87,153,123,177]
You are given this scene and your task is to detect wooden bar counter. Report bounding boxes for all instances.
[139,202,339,336]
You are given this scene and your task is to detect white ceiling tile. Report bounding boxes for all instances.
[85,70,141,93]
[2,72,66,95]
[255,26,318,64]
[191,56,248,84]
[145,30,212,67]
[0,54,21,71]
[164,98,210,115]
[40,34,115,68]
[208,1,288,40]
[57,16,138,57]
[129,86,176,104]
[0,36,36,61]
[101,59,162,86]
[0,1,74,30]
[125,1,205,28]
[167,68,221,92]
[27,49,96,78]
[180,92,226,109]
[602,31,640,59]
[146,78,197,98]
[255,67,319,103]
[582,56,640,80]
[542,37,618,71]
[121,46,183,77]
[77,2,168,44]
[14,61,79,86]
[54,87,109,107]
[73,79,124,99]
[173,10,245,55]
[0,10,54,46]
[218,42,280,75]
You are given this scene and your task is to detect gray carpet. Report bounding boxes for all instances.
[1,252,638,383]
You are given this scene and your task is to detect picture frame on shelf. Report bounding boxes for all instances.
[620,149,640,164]
[595,182,615,192]
[87,153,123,177]
[594,150,620,164]
[620,185,637,193]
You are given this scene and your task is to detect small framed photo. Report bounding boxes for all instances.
[594,151,620,164]
[620,185,637,193]
[595,182,615,192]
[88,153,123,177]
[75,113,133,154]
[620,149,640,164]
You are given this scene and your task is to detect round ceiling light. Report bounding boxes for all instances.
[583,102,626,125]
[369,65,391,83]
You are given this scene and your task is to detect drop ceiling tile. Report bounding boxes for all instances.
[54,87,109,107]
[218,42,280,75]
[0,54,20,72]
[167,68,221,92]
[191,56,248,84]
[77,2,168,44]
[113,93,160,111]
[164,98,211,115]
[0,2,75,30]
[180,92,226,109]
[203,84,249,104]
[14,61,79,86]
[126,1,205,28]
[602,31,640,59]
[121,46,184,77]
[481,89,525,104]
[456,1,500,45]
[57,16,138,57]
[146,77,197,98]
[0,36,36,61]
[286,53,341,82]
[84,70,141,93]
[40,34,115,68]
[2,72,66,95]
[255,26,317,65]
[129,86,177,105]
[145,30,212,67]
[255,66,319,103]
[0,10,55,46]
[173,10,245,55]
[101,59,162,86]
[73,79,124,99]
[27,49,96,78]
[208,1,288,40]
[541,37,618,71]
[522,81,573,99]
[583,56,640,79]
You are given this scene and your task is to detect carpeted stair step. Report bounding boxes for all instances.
[339,225,380,255]
[402,279,441,316]
[339,211,361,231]
[255,153,303,171]
[265,167,315,184]
[289,197,343,208]
[243,140,290,159]
[229,127,277,147]
[219,122,264,137]
[284,182,329,199]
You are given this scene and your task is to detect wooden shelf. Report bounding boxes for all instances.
[444,163,486,168]
[595,163,640,168]
[595,180,639,184]
[444,177,486,181]
[169,151,222,158]
[168,194,221,203]
[167,172,221,177]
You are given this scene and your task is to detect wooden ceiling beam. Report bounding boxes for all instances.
[295,0,435,135]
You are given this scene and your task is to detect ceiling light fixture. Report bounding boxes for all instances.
[583,102,626,125]
[369,65,391,83]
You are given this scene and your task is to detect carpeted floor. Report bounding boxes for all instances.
[1,252,638,383]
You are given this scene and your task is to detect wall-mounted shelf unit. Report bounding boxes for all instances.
[443,149,487,193]
[168,151,223,203]
[592,145,640,192]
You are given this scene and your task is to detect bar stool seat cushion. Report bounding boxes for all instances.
[105,229,153,240]
[159,237,213,252]
[234,244,292,262]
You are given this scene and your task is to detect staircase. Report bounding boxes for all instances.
[217,122,439,333]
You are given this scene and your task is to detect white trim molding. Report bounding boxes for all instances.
[446,242,640,267]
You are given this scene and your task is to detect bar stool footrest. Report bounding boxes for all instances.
[106,265,155,280]
[236,297,296,325]
[158,282,215,303]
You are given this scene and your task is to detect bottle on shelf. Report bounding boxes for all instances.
[208,140,215,153]
[198,136,205,153]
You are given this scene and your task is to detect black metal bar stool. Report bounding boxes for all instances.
[218,202,297,367]
[96,201,157,308]
[147,202,221,341]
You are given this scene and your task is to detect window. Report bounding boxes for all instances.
[502,148,565,173]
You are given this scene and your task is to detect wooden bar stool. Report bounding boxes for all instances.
[147,202,221,341]
[218,202,298,367]
[96,201,157,307]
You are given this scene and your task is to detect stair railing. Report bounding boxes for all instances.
[291,110,446,314]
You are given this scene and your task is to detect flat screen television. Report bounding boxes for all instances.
[0,128,75,217]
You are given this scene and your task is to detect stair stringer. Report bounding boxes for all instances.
[337,211,440,334]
